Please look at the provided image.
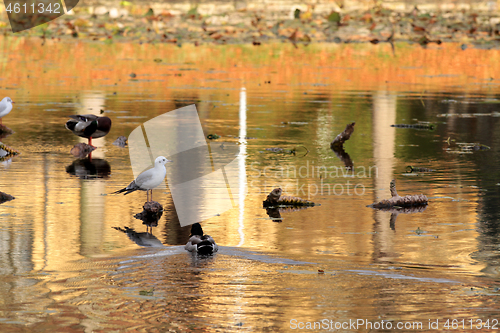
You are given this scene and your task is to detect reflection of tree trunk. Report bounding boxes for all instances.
[331,145,353,170]
[371,90,397,263]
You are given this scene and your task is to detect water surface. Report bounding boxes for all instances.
[1,39,500,332]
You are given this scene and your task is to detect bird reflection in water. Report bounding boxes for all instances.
[371,205,428,230]
[66,158,111,179]
[112,226,165,248]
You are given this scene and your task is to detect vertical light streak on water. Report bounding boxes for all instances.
[237,87,247,247]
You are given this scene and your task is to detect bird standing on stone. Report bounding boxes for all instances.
[65,114,112,146]
[113,156,171,202]
[185,223,218,255]
[0,97,13,125]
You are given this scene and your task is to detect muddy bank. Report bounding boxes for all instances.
[1,0,500,47]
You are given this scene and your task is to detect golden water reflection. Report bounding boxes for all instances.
[0,38,499,331]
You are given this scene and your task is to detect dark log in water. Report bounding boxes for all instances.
[369,179,428,209]
[391,123,435,130]
[330,122,355,148]
[263,188,316,207]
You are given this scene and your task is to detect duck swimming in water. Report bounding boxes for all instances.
[185,223,218,255]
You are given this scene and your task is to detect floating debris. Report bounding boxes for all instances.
[0,191,14,204]
[458,143,490,151]
[368,179,428,209]
[263,188,316,208]
[390,123,435,130]
[406,166,435,173]
[437,112,500,118]
[265,147,285,153]
[331,122,355,148]
[70,143,96,158]
[207,133,220,140]
[264,146,309,156]
[112,136,128,148]
[0,142,19,161]
[139,288,155,296]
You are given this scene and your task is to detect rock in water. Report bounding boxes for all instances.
[134,201,163,227]
[112,136,128,147]
[70,143,96,158]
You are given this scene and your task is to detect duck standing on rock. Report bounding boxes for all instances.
[185,223,218,255]
[0,97,13,125]
[65,114,112,146]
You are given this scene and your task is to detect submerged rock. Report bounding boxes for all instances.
[112,136,128,147]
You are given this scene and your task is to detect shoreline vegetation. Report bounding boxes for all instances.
[1,1,500,47]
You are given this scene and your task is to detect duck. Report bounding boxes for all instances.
[65,114,112,146]
[113,156,171,201]
[0,97,13,125]
[185,223,218,255]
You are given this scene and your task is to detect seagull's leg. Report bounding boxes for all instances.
[147,190,149,202]
[88,137,92,147]
[151,190,153,202]
[88,151,92,162]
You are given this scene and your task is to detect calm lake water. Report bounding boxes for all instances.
[1,38,500,332]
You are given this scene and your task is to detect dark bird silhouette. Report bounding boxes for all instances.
[65,114,112,146]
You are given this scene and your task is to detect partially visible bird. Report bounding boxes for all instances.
[65,114,112,146]
[113,156,171,201]
[185,223,218,255]
[0,97,13,125]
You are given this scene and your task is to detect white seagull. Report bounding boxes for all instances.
[114,156,172,201]
[0,97,13,125]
